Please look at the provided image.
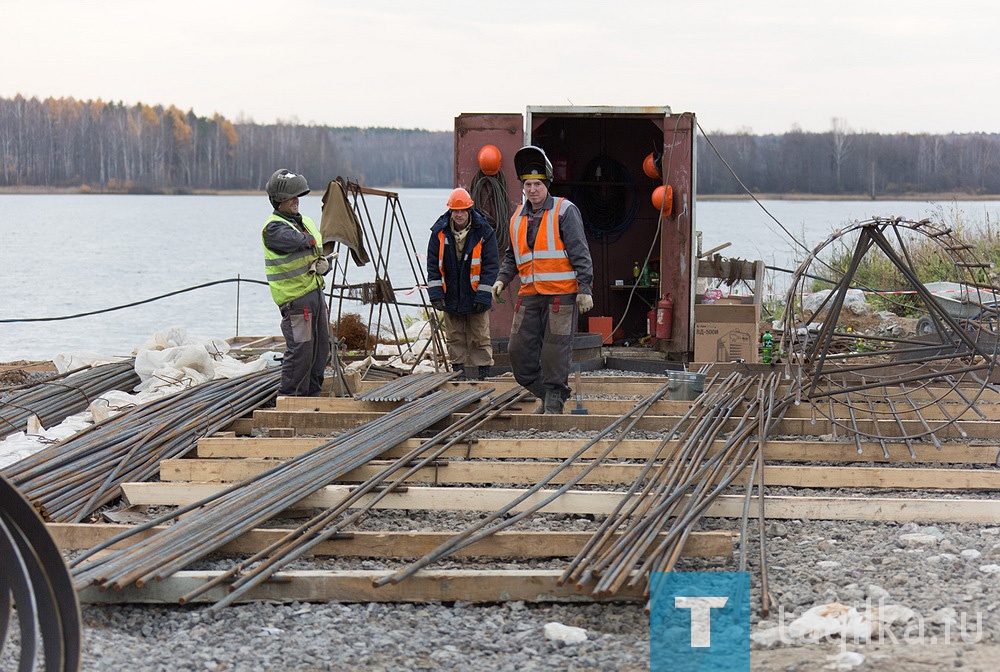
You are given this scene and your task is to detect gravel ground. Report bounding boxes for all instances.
[7,369,1000,671]
[61,514,1000,671]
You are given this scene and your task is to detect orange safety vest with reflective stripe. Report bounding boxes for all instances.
[509,198,578,295]
[434,230,483,293]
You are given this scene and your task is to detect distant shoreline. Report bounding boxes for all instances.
[2,186,999,201]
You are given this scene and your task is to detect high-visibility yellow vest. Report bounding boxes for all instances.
[261,213,324,305]
[509,198,578,295]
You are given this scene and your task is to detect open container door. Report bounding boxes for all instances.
[454,113,524,338]
[524,106,696,358]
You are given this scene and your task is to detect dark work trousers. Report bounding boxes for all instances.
[278,288,330,396]
[507,293,578,402]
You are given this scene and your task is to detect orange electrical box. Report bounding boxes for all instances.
[589,316,614,345]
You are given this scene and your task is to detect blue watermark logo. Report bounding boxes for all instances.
[650,571,750,672]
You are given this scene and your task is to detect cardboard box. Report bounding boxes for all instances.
[713,296,754,305]
[588,316,614,345]
[694,304,759,363]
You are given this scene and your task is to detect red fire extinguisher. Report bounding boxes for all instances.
[655,293,674,340]
[647,307,657,337]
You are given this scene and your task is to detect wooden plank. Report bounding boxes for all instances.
[161,458,1000,491]
[120,483,1000,523]
[275,393,1000,421]
[221,417,253,436]
[197,436,1000,464]
[46,524,733,559]
[350,377,1000,405]
[252,409,1000,439]
[77,569,646,605]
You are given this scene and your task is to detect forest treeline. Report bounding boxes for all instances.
[2,95,999,195]
[0,95,451,191]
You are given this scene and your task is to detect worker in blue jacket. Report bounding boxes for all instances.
[426,188,499,380]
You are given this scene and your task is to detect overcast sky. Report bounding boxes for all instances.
[8,1,999,136]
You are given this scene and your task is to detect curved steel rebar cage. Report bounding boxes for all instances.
[779,217,999,443]
[0,474,82,672]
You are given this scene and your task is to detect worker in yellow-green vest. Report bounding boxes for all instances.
[262,169,332,396]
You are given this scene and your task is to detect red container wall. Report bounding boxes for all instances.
[453,114,524,338]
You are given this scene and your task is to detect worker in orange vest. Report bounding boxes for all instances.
[426,188,499,380]
[492,146,594,414]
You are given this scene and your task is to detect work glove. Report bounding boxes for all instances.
[576,293,594,315]
[491,281,505,300]
[474,301,490,313]
[431,299,446,311]
[309,255,333,276]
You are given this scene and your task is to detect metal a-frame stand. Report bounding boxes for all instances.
[321,178,448,393]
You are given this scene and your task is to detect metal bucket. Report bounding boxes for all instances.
[667,371,705,401]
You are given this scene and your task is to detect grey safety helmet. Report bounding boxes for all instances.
[266,169,310,208]
[513,145,553,187]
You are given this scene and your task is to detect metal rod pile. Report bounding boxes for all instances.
[2,368,281,522]
[71,387,488,592]
[187,386,526,610]
[375,381,678,588]
[558,373,789,614]
[0,360,139,440]
[356,371,459,401]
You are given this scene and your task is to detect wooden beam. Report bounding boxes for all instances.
[77,569,646,605]
[120,483,1000,523]
[251,409,1000,439]
[275,394,1000,421]
[197,436,1000,464]
[349,378,1000,405]
[46,524,733,559]
[160,458,1000,491]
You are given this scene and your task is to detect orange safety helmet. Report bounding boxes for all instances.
[651,185,673,216]
[446,187,474,210]
[477,145,502,176]
[642,152,660,179]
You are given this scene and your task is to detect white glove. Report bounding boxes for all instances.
[491,280,505,300]
[576,293,594,314]
[310,256,332,276]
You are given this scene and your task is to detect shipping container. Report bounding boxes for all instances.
[454,106,697,359]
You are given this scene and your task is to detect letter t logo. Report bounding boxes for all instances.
[674,596,729,647]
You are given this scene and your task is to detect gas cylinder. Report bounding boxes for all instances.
[647,307,657,337]
[655,293,674,340]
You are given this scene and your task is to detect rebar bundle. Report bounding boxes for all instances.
[2,368,281,522]
[0,360,139,440]
[186,386,526,610]
[560,373,788,615]
[71,387,489,593]
[355,371,458,401]
[375,381,677,588]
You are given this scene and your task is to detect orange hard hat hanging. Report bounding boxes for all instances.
[651,184,673,216]
[642,152,660,179]
[446,187,474,210]
[477,145,502,176]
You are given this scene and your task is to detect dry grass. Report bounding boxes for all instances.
[332,313,376,351]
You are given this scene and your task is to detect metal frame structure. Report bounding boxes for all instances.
[779,217,1000,445]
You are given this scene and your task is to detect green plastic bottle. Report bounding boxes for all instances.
[762,331,774,364]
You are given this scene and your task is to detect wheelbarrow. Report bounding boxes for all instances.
[914,281,1000,336]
